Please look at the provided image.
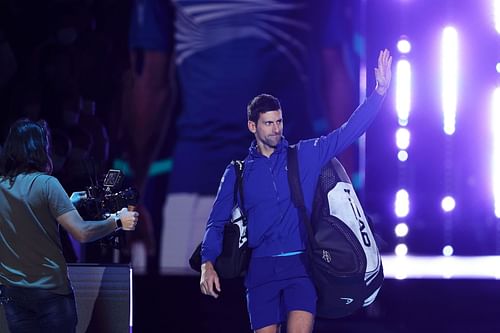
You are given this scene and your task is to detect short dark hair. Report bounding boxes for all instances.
[0,119,53,180]
[247,94,281,123]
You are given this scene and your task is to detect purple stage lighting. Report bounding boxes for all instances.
[382,255,500,279]
[493,87,500,218]
[395,222,409,237]
[441,196,456,212]
[395,189,410,218]
[396,59,412,126]
[396,127,411,150]
[395,243,408,257]
[441,26,458,135]
[495,0,500,33]
[442,245,454,257]
[397,38,411,54]
[397,150,409,162]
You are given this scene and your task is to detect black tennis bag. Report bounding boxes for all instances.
[288,146,384,319]
[189,160,250,279]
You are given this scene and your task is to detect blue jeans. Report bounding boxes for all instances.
[0,285,77,333]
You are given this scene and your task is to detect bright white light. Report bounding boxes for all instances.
[396,59,412,126]
[396,127,411,150]
[382,255,500,279]
[359,65,367,102]
[395,244,408,256]
[496,62,500,73]
[441,26,458,135]
[443,245,454,256]
[397,39,412,54]
[395,223,409,237]
[495,0,500,33]
[395,189,410,218]
[493,87,500,218]
[441,196,456,212]
[398,150,409,162]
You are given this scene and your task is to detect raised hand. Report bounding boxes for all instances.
[375,49,392,95]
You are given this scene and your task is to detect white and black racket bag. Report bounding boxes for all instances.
[288,147,384,319]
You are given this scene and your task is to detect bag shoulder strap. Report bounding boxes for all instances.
[286,146,315,245]
[231,160,246,220]
[286,146,304,210]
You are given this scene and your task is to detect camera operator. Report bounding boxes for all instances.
[0,119,139,332]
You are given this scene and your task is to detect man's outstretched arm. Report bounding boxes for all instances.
[308,49,393,168]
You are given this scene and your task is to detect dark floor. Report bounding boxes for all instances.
[133,275,500,333]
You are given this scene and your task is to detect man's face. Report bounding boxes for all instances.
[248,110,283,150]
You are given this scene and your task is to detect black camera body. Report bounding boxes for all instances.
[73,169,139,261]
[76,169,139,220]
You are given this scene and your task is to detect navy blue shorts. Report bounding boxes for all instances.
[245,253,317,330]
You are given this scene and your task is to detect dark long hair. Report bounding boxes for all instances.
[0,119,53,181]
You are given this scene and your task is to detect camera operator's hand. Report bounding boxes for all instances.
[116,207,139,231]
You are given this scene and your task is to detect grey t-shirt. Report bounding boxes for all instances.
[0,172,76,294]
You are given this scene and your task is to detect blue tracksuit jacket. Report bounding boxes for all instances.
[201,92,385,264]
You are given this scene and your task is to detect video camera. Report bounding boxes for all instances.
[72,168,139,262]
[75,169,139,221]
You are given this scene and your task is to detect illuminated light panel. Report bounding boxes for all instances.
[495,0,500,33]
[129,267,133,328]
[359,65,367,101]
[496,62,500,73]
[397,38,411,54]
[443,245,454,256]
[396,59,412,126]
[395,243,408,257]
[441,196,456,212]
[493,87,500,218]
[397,150,409,162]
[396,127,411,150]
[395,223,409,237]
[441,26,458,135]
[382,255,500,279]
[395,189,410,218]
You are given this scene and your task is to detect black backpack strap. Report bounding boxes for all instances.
[286,145,314,247]
[232,160,246,225]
